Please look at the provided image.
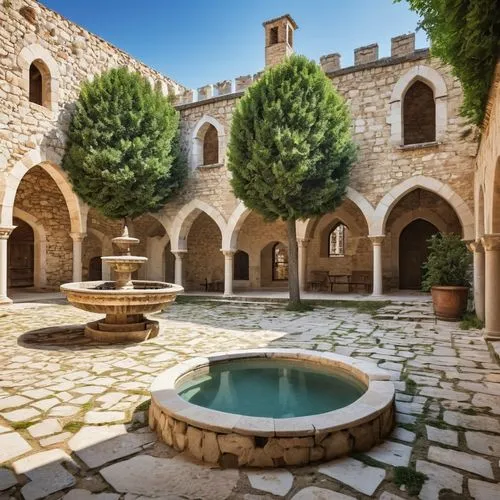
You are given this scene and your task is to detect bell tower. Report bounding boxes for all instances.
[263,14,298,68]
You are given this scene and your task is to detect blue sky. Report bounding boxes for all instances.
[42,0,427,89]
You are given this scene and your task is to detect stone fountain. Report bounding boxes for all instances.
[61,227,183,343]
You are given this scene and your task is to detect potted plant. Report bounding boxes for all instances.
[422,233,472,321]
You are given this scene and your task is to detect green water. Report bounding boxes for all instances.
[177,358,366,418]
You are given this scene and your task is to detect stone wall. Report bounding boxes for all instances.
[237,213,288,288]
[14,166,72,286]
[184,213,224,290]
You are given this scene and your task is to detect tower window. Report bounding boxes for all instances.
[287,26,293,47]
[29,63,43,106]
[329,224,347,257]
[203,124,219,165]
[269,27,279,45]
[403,80,436,145]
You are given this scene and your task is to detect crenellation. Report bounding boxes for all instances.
[391,33,415,58]
[215,80,232,96]
[197,84,213,100]
[320,53,341,73]
[354,43,379,66]
[235,75,253,91]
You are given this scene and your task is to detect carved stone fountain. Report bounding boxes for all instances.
[61,227,183,343]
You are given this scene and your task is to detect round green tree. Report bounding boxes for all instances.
[228,55,357,308]
[62,67,186,221]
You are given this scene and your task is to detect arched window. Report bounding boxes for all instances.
[29,62,43,106]
[272,243,288,280]
[234,250,249,280]
[328,224,347,257]
[403,80,436,145]
[203,124,219,165]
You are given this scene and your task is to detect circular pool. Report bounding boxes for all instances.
[149,349,395,467]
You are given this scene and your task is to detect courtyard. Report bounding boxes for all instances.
[0,298,499,499]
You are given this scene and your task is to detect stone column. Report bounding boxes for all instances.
[370,236,385,296]
[0,226,15,304]
[70,232,86,283]
[297,239,309,291]
[223,250,235,297]
[173,251,186,287]
[481,234,500,339]
[467,240,485,321]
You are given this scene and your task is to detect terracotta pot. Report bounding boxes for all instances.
[431,286,468,321]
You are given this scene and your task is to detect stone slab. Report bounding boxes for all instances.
[247,469,293,496]
[468,478,500,500]
[69,425,155,468]
[416,459,463,500]
[443,411,500,432]
[0,395,31,410]
[62,490,121,500]
[13,449,76,475]
[84,411,126,424]
[428,446,493,479]
[465,431,500,457]
[318,457,385,496]
[291,487,356,499]
[365,441,412,467]
[0,432,32,463]
[28,418,62,438]
[425,425,458,447]
[100,454,239,500]
[391,427,416,443]
[20,462,75,500]
[0,468,17,491]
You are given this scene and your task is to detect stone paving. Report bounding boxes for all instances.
[0,298,499,499]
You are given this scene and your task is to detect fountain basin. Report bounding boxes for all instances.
[61,280,183,342]
[149,349,395,467]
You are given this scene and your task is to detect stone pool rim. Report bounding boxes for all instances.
[150,348,395,438]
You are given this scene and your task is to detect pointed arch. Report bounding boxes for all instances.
[372,175,474,239]
[0,148,85,234]
[191,115,226,169]
[223,201,251,250]
[171,199,226,252]
[389,65,448,146]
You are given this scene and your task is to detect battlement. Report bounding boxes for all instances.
[178,32,424,107]
[320,33,419,73]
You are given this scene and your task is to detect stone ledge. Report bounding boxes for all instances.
[149,348,396,467]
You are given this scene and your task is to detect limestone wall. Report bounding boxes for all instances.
[0,0,184,190]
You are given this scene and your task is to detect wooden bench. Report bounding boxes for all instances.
[307,271,329,291]
[348,271,372,293]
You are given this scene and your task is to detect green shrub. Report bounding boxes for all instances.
[421,233,471,291]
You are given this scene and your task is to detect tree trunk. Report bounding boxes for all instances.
[286,218,301,307]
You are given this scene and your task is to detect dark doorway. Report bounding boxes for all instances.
[89,256,102,281]
[8,219,34,288]
[165,242,175,283]
[399,219,439,289]
[234,250,249,280]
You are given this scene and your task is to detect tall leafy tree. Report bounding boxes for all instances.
[228,55,356,308]
[398,0,500,125]
[63,67,186,220]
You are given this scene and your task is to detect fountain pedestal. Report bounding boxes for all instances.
[61,227,183,343]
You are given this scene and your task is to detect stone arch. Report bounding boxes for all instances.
[190,115,226,169]
[389,65,447,145]
[389,208,448,286]
[477,184,485,239]
[298,187,374,241]
[171,199,226,252]
[12,207,47,289]
[17,44,59,112]
[0,148,85,234]
[373,175,474,240]
[223,201,251,250]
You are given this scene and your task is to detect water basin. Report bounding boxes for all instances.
[177,358,366,418]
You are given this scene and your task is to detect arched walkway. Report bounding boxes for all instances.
[372,176,474,240]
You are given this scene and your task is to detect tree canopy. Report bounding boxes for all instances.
[399,0,500,126]
[62,67,186,220]
[228,55,356,306]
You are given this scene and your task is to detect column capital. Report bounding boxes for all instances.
[0,225,16,239]
[369,235,385,245]
[467,239,484,253]
[297,238,310,248]
[481,234,500,251]
[70,232,87,242]
[173,250,187,259]
[222,249,236,257]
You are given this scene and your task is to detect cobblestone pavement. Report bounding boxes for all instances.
[0,299,499,500]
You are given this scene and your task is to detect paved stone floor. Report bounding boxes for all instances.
[0,299,499,500]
